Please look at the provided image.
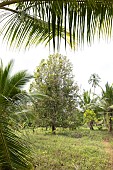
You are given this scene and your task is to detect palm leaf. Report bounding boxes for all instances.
[8,70,32,89]
[0,60,32,97]
[0,0,113,49]
[0,59,14,94]
[0,116,33,170]
[0,60,33,170]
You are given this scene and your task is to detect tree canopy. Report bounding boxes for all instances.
[30,53,79,131]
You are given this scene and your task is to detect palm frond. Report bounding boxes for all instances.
[0,59,14,94]
[0,116,33,170]
[0,0,113,49]
[102,82,113,105]
[0,60,33,169]
[0,60,32,97]
[9,70,32,88]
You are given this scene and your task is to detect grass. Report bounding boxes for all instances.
[20,128,112,170]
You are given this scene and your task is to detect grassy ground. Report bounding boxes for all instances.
[21,128,113,170]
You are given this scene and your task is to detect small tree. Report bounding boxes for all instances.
[30,53,79,133]
[84,109,96,130]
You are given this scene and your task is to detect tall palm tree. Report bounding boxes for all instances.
[88,73,101,94]
[0,0,113,50]
[0,59,33,170]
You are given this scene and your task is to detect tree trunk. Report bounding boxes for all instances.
[89,120,94,130]
[51,110,56,134]
[109,113,112,132]
[52,123,56,134]
[45,126,48,131]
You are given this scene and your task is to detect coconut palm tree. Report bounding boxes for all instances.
[88,73,101,94]
[0,0,113,50]
[0,59,33,170]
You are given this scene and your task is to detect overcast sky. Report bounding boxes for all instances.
[0,37,113,94]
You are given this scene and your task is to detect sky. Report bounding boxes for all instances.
[0,36,113,94]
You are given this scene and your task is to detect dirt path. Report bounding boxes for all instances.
[103,138,113,169]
